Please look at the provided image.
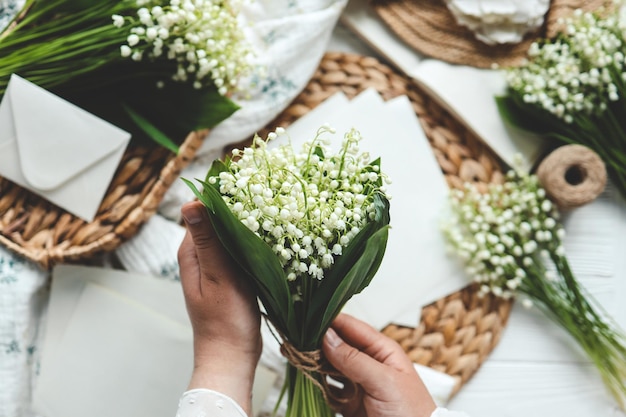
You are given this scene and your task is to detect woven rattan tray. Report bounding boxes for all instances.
[230,52,513,395]
[0,129,206,269]
[369,0,608,69]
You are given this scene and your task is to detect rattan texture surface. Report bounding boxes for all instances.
[369,0,609,69]
[0,130,206,269]
[230,52,513,395]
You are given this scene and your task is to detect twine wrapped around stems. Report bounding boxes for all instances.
[264,315,360,409]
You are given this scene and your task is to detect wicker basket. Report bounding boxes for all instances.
[369,0,609,68]
[0,129,206,269]
[229,52,513,396]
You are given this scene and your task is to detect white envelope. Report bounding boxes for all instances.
[0,74,131,222]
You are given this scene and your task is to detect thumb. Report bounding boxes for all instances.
[180,201,237,285]
[181,201,218,252]
[322,327,388,391]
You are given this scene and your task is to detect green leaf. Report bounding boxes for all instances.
[125,78,240,133]
[205,159,229,182]
[495,93,564,135]
[54,0,107,12]
[305,193,390,345]
[311,225,390,346]
[123,104,180,154]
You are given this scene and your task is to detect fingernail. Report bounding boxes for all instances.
[325,328,341,348]
[182,205,204,225]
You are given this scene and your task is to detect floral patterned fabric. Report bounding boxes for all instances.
[0,0,23,32]
[0,247,47,417]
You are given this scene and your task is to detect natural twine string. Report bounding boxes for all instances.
[536,144,607,208]
[263,315,360,409]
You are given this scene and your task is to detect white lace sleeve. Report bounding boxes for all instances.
[432,406,471,417]
[175,389,248,417]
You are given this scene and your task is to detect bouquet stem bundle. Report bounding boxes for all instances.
[443,169,626,408]
[283,364,335,417]
[186,126,391,416]
[497,6,626,198]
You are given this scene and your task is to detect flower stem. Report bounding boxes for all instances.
[282,364,335,417]
[521,255,626,409]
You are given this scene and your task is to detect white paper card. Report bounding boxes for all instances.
[410,60,545,170]
[41,265,190,364]
[36,265,279,417]
[34,283,193,417]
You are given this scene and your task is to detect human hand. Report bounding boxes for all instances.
[178,201,262,415]
[322,313,437,417]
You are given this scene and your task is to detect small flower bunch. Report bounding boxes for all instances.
[443,168,564,300]
[114,0,252,94]
[497,5,626,197]
[505,8,624,123]
[443,167,626,409]
[0,0,252,151]
[186,125,391,417]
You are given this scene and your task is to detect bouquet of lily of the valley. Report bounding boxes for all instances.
[442,166,626,409]
[496,6,626,198]
[0,0,253,152]
[185,125,391,417]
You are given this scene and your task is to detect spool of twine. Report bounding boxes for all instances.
[536,144,607,208]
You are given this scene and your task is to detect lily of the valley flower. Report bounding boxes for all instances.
[443,167,564,299]
[210,125,390,284]
[114,0,252,94]
[505,8,626,123]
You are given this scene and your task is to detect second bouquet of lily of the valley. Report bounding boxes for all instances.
[185,125,391,416]
[442,167,626,409]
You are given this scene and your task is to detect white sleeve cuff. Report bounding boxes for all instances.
[432,406,471,417]
[176,389,248,417]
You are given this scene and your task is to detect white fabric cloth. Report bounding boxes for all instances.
[0,246,48,417]
[175,389,470,417]
[115,214,186,282]
[0,0,24,31]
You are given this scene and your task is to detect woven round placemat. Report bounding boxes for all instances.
[229,52,513,395]
[369,0,609,68]
[0,129,206,269]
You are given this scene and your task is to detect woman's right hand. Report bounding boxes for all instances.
[322,313,437,417]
